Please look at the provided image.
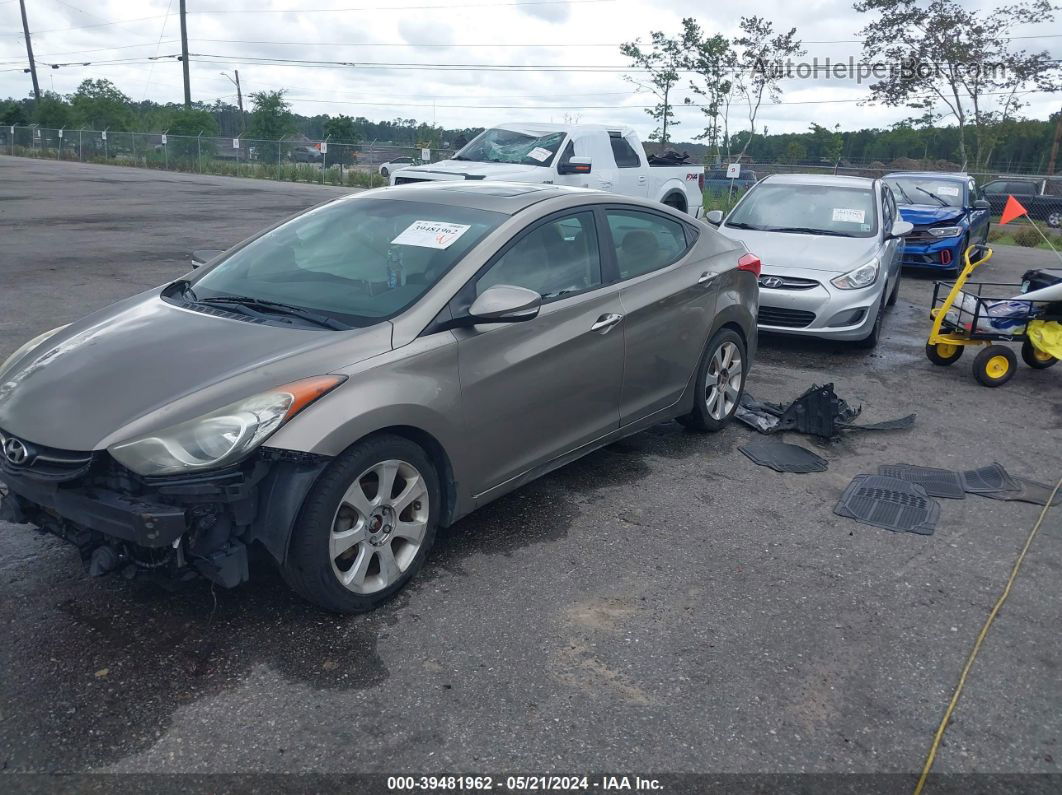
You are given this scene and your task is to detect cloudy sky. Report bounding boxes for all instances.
[0,0,1058,140]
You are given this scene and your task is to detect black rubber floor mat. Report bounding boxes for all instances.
[877,464,966,499]
[739,440,828,473]
[834,475,940,535]
[960,463,1020,494]
[974,477,1062,507]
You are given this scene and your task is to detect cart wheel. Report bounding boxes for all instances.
[1021,340,1058,369]
[973,345,1017,387]
[926,342,964,366]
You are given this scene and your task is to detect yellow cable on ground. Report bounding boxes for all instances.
[914,475,1062,795]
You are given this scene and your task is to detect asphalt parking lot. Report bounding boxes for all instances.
[1,156,1060,779]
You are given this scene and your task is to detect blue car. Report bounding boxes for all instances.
[883,172,991,271]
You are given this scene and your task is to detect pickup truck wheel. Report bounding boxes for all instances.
[678,329,746,432]
[380,166,390,178]
[662,192,688,214]
[1048,210,1061,229]
[282,434,440,613]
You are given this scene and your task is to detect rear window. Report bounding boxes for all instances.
[610,136,641,168]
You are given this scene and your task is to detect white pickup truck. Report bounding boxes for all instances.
[389,123,705,217]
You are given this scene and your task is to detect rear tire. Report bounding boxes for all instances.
[926,342,964,366]
[678,328,746,432]
[381,167,390,178]
[282,434,440,613]
[973,345,1017,387]
[1021,339,1058,369]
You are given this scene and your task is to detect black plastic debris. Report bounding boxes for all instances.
[739,440,829,473]
[959,462,1020,494]
[877,464,966,499]
[834,474,940,535]
[973,477,1062,507]
[736,383,915,439]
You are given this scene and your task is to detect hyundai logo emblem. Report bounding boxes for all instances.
[759,276,784,289]
[3,436,30,466]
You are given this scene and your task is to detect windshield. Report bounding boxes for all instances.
[188,198,504,326]
[726,183,878,238]
[455,128,566,167]
[884,176,964,207]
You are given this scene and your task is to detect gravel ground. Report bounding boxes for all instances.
[1,156,1060,780]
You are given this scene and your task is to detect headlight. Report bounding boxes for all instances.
[109,375,346,477]
[928,226,963,238]
[0,325,69,381]
[831,258,879,290]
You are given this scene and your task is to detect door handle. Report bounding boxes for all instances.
[591,313,624,333]
[698,272,717,285]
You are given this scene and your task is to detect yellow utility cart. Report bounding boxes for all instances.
[926,244,1059,387]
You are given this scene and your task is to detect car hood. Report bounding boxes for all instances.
[897,204,965,225]
[718,227,880,273]
[398,160,549,182]
[0,291,393,451]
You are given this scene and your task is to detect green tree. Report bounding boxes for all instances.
[854,0,1059,170]
[323,114,358,143]
[732,17,805,161]
[809,122,844,169]
[70,79,133,131]
[621,30,685,143]
[0,98,29,126]
[682,18,735,163]
[32,91,74,129]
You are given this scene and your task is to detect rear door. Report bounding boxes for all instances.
[604,206,723,424]
[453,210,625,496]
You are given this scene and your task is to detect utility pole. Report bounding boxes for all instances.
[234,70,245,130]
[18,0,41,105]
[179,0,191,107]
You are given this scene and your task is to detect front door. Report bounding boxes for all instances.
[454,210,624,496]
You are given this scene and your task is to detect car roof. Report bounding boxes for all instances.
[885,171,968,181]
[763,173,874,188]
[366,180,601,215]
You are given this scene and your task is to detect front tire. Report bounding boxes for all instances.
[855,285,887,349]
[678,328,746,432]
[282,434,440,613]
[926,342,964,366]
[381,167,390,178]
[973,345,1017,387]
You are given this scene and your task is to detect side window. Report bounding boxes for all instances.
[1009,181,1035,195]
[982,181,1006,195]
[610,136,641,168]
[605,209,688,280]
[881,191,894,232]
[476,212,601,301]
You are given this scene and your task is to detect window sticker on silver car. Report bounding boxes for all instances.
[392,220,471,249]
[832,208,866,223]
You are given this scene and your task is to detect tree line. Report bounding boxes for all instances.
[621,0,1060,171]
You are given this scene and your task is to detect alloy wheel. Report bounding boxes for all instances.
[705,341,743,420]
[329,459,429,594]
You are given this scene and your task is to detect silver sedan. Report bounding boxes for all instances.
[707,173,912,347]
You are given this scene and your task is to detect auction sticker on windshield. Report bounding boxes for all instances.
[936,185,960,197]
[832,208,866,224]
[392,220,471,249]
[528,147,552,162]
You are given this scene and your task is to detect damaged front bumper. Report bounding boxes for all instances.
[0,441,331,588]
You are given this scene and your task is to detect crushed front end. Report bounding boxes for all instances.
[0,427,330,588]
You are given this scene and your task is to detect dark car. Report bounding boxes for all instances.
[884,172,991,271]
[704,167,758,194]
[981,177,1062,228]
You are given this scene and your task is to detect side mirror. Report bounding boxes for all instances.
[468,285,542,323]
[191,249,224,268]
[973,199,991,210]
[705,210,724,226]
[557,156,592,175]
[890,220,914,238]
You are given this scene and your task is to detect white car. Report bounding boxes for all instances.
[379,157,417,178]
[389,123,705,217]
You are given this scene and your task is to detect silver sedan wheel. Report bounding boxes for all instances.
[329,459,429,594]
[705,341,743,420]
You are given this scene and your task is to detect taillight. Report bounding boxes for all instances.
[737,253,761,278]
[698,173,705,191]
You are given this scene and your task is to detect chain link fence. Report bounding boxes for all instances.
[1,125,455,189]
